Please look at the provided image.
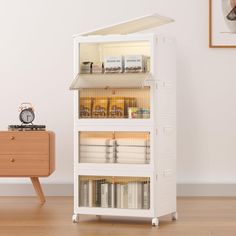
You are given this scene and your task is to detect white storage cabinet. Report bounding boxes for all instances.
[70,14,177,226]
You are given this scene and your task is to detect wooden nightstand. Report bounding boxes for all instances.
[0,131,55,204]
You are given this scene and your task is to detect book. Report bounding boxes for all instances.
[83,181,89,207]
[116,184,121,208]
[117,146,149,154]
[137,182,143,209]
[89,180,93,207]
[143,181,150,209]
[101,183,109,208]
[128,182,134,208]
[121,184,128,209]
[111,183,115,208]
[116,138,149,146]
[80,145,114,153]
[80,138,110,146]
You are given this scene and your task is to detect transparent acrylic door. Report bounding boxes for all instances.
[79,176,150,209]
[79,131,150,164]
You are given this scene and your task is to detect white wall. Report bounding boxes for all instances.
[0,0,236,186]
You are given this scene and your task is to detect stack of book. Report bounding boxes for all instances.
[80,138,115,163]
[79,178,150,209]
[116,138,150,164]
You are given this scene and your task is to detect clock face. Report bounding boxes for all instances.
[19,108,35,124]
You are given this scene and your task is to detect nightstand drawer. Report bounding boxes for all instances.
[0,154,49,176]
[0,132,49,155]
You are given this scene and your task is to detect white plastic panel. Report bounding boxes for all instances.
[77,13,173,36]
[70,73,152,89]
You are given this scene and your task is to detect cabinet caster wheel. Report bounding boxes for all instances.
[172,212,178,221]
[72,214,79,223]
[152,218,159,226]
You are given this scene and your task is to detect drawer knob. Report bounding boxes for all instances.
[10,136,15,140]
[10,158,15,162]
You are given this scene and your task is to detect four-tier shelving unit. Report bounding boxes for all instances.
[70,13,177,226]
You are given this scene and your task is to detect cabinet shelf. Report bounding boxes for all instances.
[77,163,153,172]
[75,119,153,129]
[77,207,153,217]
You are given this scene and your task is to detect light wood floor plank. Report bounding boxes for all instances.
[1,197,236,235]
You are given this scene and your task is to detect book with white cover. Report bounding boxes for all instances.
[117,146,149,154]
[79,181,84,206]
[101,183,109,208]
[116,184,121,208]
[143,182,150,209]
[80,152,111,159]
[117,153,147,159]
[137,182,143,209]
[128,182,134,208]
[80,145,114,153]
[110,183,115,208]
[89,180,93,207]
[83,181,89,207]
[116,138,149,146]
[120,184,128,209]
[80,138,110,146]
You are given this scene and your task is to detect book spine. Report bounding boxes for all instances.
[143,181,150,209]
[116,184,121,208]
[101,183,108,208]
[89,179,93,207]
[123,184,128,209]
[128,182,133,209]
[83,181,88,207]
[79,180,84,206]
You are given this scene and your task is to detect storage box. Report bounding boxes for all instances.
[124,97,137,117]
[104,56,123,73]
[80,97,93,118]
[92,97,108,118]
[124,55,146,73]
[109,97,125,118]
[80,62,92,74]
[92,62,104,74]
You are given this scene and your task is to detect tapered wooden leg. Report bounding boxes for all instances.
[30,177,46,204]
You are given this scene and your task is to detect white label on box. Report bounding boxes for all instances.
[104,56,123,73]
[124,55,146,72]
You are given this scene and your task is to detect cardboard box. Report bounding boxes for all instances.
[80,97,93,118]
[109,97,125,118]
[124,55,146,73]
[104,56,123,73]
[92,97,108,118]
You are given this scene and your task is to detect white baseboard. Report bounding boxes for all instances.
[177,184,236,196]
[0,183,73,196]
[1,183,236,197]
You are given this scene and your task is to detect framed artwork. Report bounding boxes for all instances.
[209,0,236,47]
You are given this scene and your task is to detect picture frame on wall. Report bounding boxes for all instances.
[209,0,236,47]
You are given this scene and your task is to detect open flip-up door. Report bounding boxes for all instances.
[70,73,154,90]
[75,13,174,36]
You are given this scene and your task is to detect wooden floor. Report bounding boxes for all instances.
[1,197,236,236]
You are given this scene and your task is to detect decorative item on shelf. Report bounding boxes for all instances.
[128,107,150,119]
[8,103,46,131]
[92,61,104,74]
[108,97,125,118]
[124,97,137,117]
[80,97,93,118]
[92,97,108,118]
[81,62,93,74]
[124,55,147,73]
[104,56,123,73]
